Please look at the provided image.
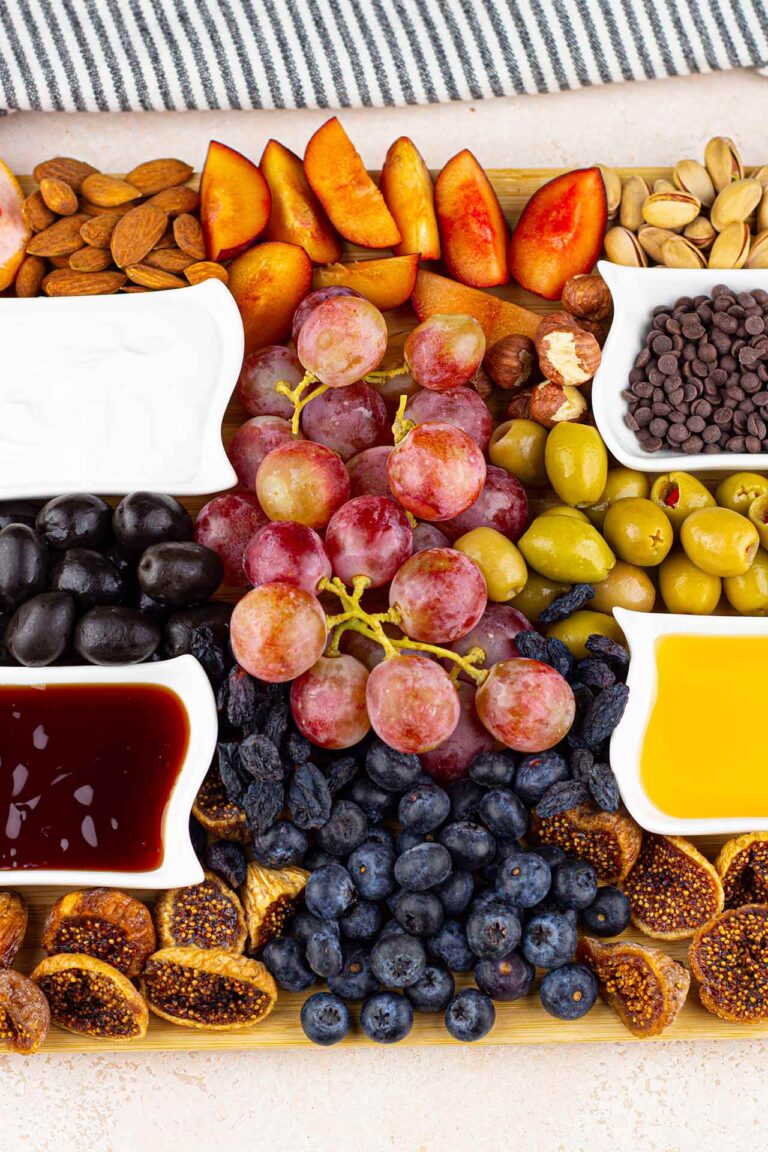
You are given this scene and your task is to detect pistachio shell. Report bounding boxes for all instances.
[653,179,677,195]
[604,225,648,267]
[619,175,650,231]
[683,215,716,250]
[708,221,750,269]
[637,226,678,263]
[746,230,768,269]
[751,165,768,188]
[705,136,743,193]
[661,235,707,269]
[709,178,762,232]
[758,188,768,234]
[673,159,716,207]
[596,164,622,216]
[642,191,701,230]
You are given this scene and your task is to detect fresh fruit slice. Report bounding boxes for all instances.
[261,139,341,264]
[412,269,540,344]
[508,167,607,301]
[228,241,312,355]
[304,117,401,249]
[380,137,440,260]
[434,150,509,288]
[313,254,418,311]
[0,158,29,291]
[200,140,271,262]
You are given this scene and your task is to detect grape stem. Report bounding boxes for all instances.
[275,371,330,435]
[392,393,415,445]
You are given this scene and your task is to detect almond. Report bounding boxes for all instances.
[121,286,149,293]
[173,213,205,260]
[111,203,168,268]
[26,214,90,257]
[144,247,196,274]
[125,264,186,289]
[22,191,56,233]
[39,177,79,216]
[48,254,76,269]
[80,213,121,248]
[78,199,134,218]
[70,246,114,272]
[153,226,176,249]
[147,186,200,216]
[42,269,127,296]
[125,158,194,196]
[184,261,229,286]
[80,173,142,208]
[15,255,47,297]
[32,157,99,192]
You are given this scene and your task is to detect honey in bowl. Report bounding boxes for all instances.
[641,634,768,819]
[0,683,189,872]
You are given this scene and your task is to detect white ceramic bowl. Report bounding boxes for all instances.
[611,608,768,835]
[592,261,768,472]
[0,655,216,888]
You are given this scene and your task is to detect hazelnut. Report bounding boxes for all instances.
[470,361,495,401]
[530,381,588,428]
[484,334,535,391]
[561,274,613,321]
[536,326,601,388]
[505,389,532,420]
[573,316,608,347]
[536,310,582,345]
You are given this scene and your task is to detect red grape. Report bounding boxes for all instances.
[228,416,297,490]
[475,658,576,752]
[325,495,413,589]
[291,286,362,344]
[404,314,485,392]
[347,446,393,499]
[371,365,420,412]
[441,465,528,542]
[387,422,486,521]
[256,441,350,530]
[448,603,534,668]
[389,547,487,643]
[301,380,389,461]
[237,345,302,419]
[194,492,268,586]
[243,520,331,594]
[290,654,370,749]
[297,296,388,387]
[230,582,328,683]
[366,655,460,754]
[405,386,492,452]
[420,682,494,783]
[411,522,451,553]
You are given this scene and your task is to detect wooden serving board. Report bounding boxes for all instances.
[11,167,765,1050]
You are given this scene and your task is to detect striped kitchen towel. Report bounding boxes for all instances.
[1,0,767,111]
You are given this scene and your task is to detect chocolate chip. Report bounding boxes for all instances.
[658,353,679,375]
[652,333,673,355]
[682,434,704,453]
[747,436,763,453]
[727,435,746,452]
[649,418,669,438]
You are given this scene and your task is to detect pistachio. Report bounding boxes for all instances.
[708,221,750,269]
[751,165,768,188]
[683,215,716,250]
[619,175,650,231]
[673,159,716,207]
[709,178,762,232]
[637,225,678,263]
[596,164,621,216]
[705,136,743,193]
[653,179,677,195]
[642,191,700,230]
[746,230,768,269]
[661,235,707,269]
[604,225,647,267]
[758,188,768,234]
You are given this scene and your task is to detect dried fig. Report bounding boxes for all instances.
[154,871,247,953]
[240,861,310,951]
[0,891,27,968]
[623,834,723,940]
[31,954,149,1041]
[0,970,50,1055]
[578,936,690,1038]
[42,889,156,977]
[142,947,277,1030]
[530,802,642,882]
[192,765,249,841]
[689,904,768,1023]
[715,833,768,909]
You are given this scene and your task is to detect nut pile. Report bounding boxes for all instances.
[17,156,226,296]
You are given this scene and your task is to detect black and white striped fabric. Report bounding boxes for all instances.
[1,0,767,112]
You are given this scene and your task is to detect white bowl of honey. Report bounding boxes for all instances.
[612,608,768,835]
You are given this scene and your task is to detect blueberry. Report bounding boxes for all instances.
[405,965,455,1013]
[475,952,535,1001]
[306,925,343,978]
[292,908,333,946]
[370,931,426,988]
[391,889,444,936]
[316,800,368,856]
[434,870,474,917]
[365,826,395,850]
[426,919,475,972]
[469,750,515,787]
[340,899,383,942]
[448,779,484,821]
[348,841,395,901]
[300,992,350,1046]
[262,937,316,992]
[395,829,427,855]
[539,962,598,1021]
[581,885,631,937]
[466,900,521,959]
[444,988,495,1042]
[365,740,421,792]
[522,910,577,969]
[251,820,308,867]
[303,848,337,871]
[348,776,397,824]
[378,917,407,940]
[533,844,566,869]
[439,822,496,870]
[514,751,569,807]
[552,859,598,911]
[360,991,413,1043]
[394,842,452,892]
[496,852,551,908]
[328,948,379,1001]
[529,898,578,931]
[398,780,451,833]
[477,788,528,840]
[304,863,357,920]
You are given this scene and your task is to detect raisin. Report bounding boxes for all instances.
[327,755,360,796]
[587,762,621,813]
[189,625,228,686]
[539,584,595,624]
[580,684,630,749]
[585,634,629,672]
[544,637,575,679]
[287,763,333,830]
[574,659,616,689]
[226,665,258,729]
[205,840,248,889]
[264,699,290,749]
[242,778,284,836]
[239,734,283,783]
[536,780,590,819]
[569,748,594,783]
[217,742,245,803]
[285,730,313,765]
[514,631,549,662]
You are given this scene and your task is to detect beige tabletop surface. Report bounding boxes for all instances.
[1,67,767,1152]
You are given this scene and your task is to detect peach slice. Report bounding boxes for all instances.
[313,254,419,311]
[380,137,440,260]
[411,269,540,344]
[261,139,341,264]
[228,241,312,356]
[304,117,401,249]
[434,150,509,288]
[200,140,271,263]
[0,159,29,292]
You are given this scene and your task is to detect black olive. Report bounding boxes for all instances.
[134,590,169,624]
[5,592,76,666]
[75,606,161,665]
[0,524,48,612]
[51,549,125,609]
[36,493,111,550]
[138,541,223,607]
[113,492,193,552]
[163,603,232,658]
[0,500,44,531]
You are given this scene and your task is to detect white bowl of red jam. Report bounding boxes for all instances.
[0,655,216,888]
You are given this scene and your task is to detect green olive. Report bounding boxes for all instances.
[680,507,759,577]
[649,471,715,531]
[602,497,674,567]
[724,547,768,615]
[489,419,548,487]
[586,467,650,529]
[546,610,625,660]
[539,505,590,521]
[591,561,656,614]
[454,527,527,602]
[511,571,569,623]
[544,423,608,508]
[715,472,768,515]
[658,549,722,614]
[748,494,768,550]
[518,515,616,584]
